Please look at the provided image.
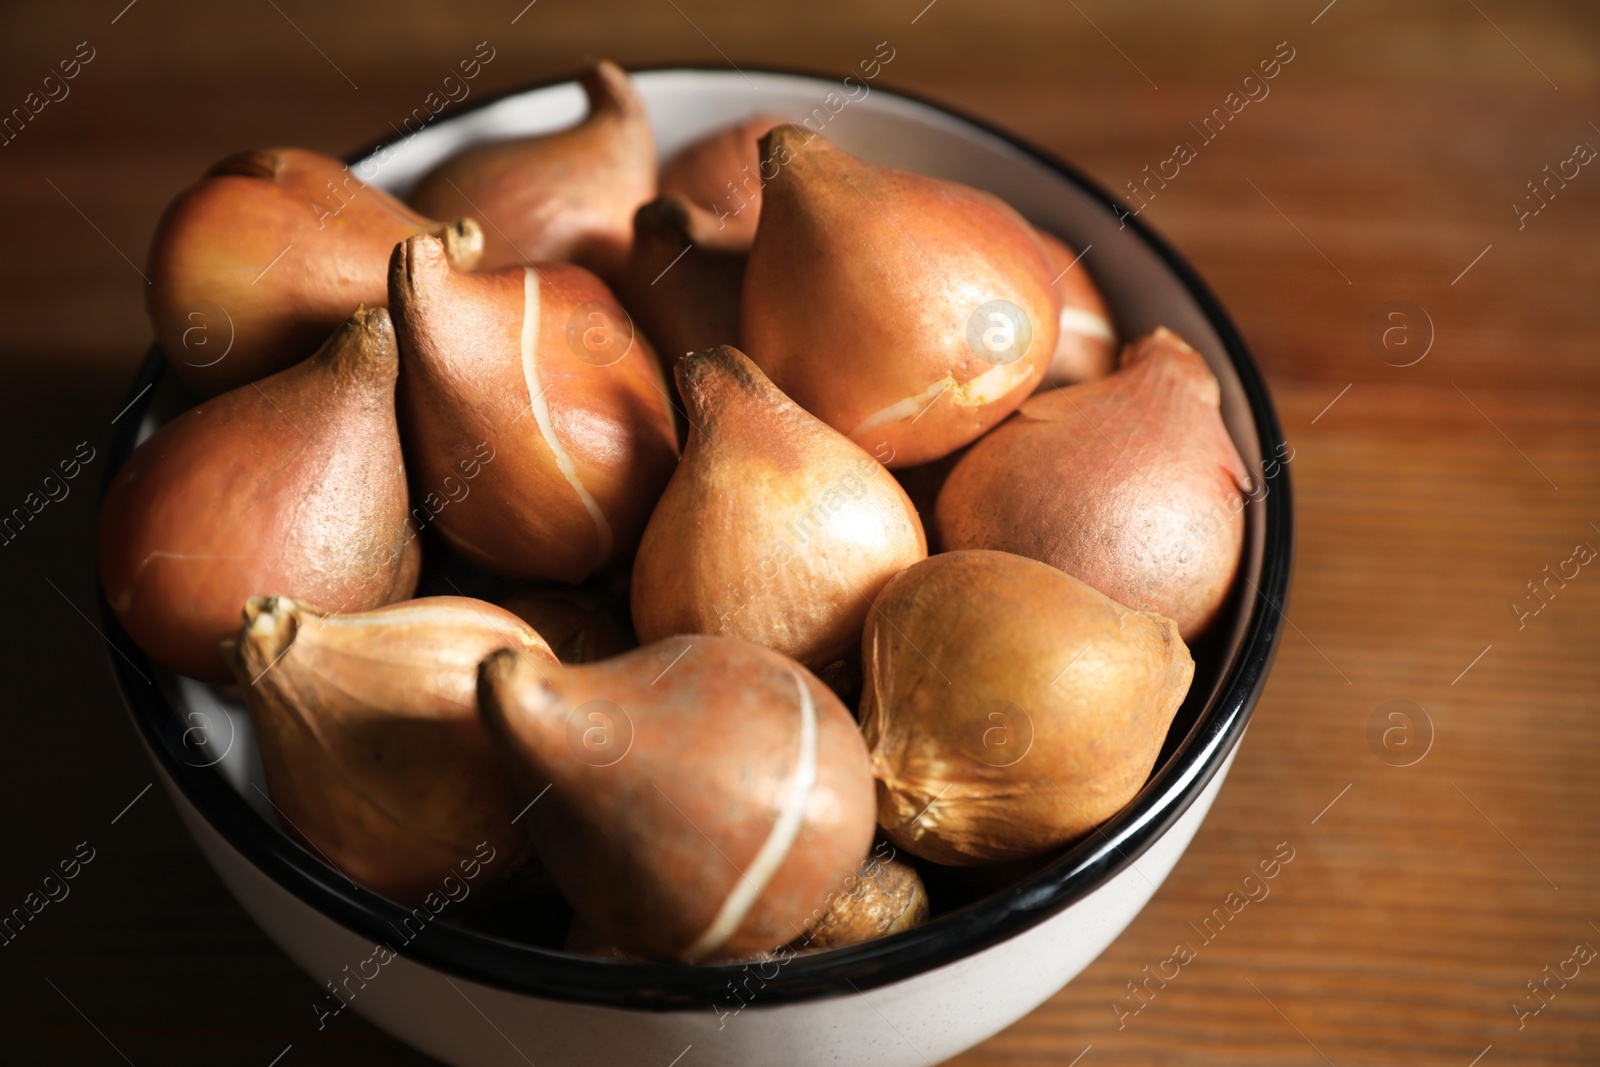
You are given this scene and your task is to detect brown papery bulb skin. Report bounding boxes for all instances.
[741,127,1058,468]
[861,550,1194,867]
[631,346,927,669]
[478,635,877,962]
[658,114,789,247]
[228,595,555,903]
[937,327,1250,640]
[799,852,930,951]
[408,61,654,280]
[501,578,637,664]
[1033,228,1117,389]
[98,308,419,682]
[619,195,746,376]
[148,148,483,395]
[389,233,679,583]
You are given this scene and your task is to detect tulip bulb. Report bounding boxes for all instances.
[477,635,877,961]
[937,327,1250,639]
[229,595,555,903]
[502,578,637,664]
[389,233,679,583]
[861,550,1194,866]
[148,147,483,394]
[801,852,930,951]
[659,114,789,246]
[99,308,419,681]
[741,127,1058,467]
[631,346,927,668]
[409,60,655,279]
[619,195,746,376]
[1033,228,1116,388]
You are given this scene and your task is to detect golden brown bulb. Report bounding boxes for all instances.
[800,852,930,950]
[861,550,1194,866]
[741,127,1057,468]
[228,595,555,903]
[501,577,637,664]
[98,308,418,681]
[631,346,926,668]
[478,635,877,961]
[658,114,789,246]
[148,147,482,394]
[937,327,1250,639]
[409,60,655,280]
[388,233,679,583]
[619,195,746,378]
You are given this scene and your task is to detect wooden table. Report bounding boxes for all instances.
[2,1,1595,1063]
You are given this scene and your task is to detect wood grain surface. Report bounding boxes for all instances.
[1,1,1596,1064]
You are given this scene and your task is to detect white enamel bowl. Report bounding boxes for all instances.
[99,66,1292,1067]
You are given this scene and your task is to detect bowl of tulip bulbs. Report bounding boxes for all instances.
[97,61,1291,1067]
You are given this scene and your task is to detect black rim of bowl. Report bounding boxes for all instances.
[97,64,1293,1012]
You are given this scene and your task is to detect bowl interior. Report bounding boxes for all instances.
[111,66,1287,1009]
